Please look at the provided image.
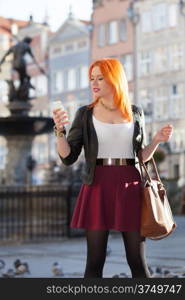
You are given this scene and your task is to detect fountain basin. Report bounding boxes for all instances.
[0,116,54,136]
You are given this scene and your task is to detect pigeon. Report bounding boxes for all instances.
[14,259,30,275]
[0,260,5,271]
[151,266,164,278]
[148,266,154,275]
[52,262,64,276]
[119,272,129,278]
[0,260,6,277]
[164,272,180,278]
[163,269,171,276]
[2,268,15,278]
[156,267,163,274]
[112,274,120,278]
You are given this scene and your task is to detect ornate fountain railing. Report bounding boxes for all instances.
[0,183,83,244]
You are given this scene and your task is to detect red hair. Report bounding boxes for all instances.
[87,58,133,122]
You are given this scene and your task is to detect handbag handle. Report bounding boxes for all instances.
[137,149,163,185]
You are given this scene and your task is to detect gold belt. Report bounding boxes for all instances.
[96,158,135,166]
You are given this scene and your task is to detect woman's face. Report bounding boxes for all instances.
[90,66,113,100]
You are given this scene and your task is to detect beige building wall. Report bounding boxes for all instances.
[135,0,185,183]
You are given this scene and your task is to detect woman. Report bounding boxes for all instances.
[52,58,173,278]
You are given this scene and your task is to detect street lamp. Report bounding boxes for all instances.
[127,0,140,105]
[179,0,185,15]
[127,1,140,24]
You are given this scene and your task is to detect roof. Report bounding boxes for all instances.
[50,17,91,43]
[0,16,29,35]
[79,19,91,25]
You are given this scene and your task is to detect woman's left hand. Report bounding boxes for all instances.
[153,124,173,143]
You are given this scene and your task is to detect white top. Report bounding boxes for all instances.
[92,115,135,158]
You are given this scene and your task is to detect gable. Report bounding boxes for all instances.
[50,20,88,43]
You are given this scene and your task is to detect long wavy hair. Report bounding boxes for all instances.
[87,58,133,122]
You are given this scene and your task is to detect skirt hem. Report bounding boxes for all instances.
[70,225,140,232]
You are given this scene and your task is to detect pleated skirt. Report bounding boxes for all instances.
[70,165,142,232]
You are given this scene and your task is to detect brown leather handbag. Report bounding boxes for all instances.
[137,150,177,240]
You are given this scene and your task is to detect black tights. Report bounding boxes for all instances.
[84,229,151,278]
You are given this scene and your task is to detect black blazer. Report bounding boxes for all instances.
[59,104,148,185]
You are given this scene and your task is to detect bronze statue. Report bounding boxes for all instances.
[0,36,47,102]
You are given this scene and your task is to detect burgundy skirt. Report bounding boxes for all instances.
[70,165,142,232]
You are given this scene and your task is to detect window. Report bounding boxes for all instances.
[80,65,89,88]
[170,83,184,119]
[119,19,126,41]
[139,51,151,76]
[154,86,168,120]
[64,43,74,52]
[169,4,178,27]
[174,164,179,178]
[171,83,183,96]
[139,89,152,116]
[141,11,152,33]
[97,24,106,47]
[171,129,185,152]
[121,54,133,81]
[169,44,183,70]
[77,40,87,49]
[35,75,47,96]
[154,47,168,73]
[172,84,177,95]
[152,3,167,31]
[52,71,64,94]
[108,21,118,44]
[67,69,76,91]
[11,23,18,36]
[52,47,62,55]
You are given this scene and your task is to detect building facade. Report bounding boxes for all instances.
[91,0,185,185]
[91,0,134,101]
[134,0,185,183]
[48,13,91,166]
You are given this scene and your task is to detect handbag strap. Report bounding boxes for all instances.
[137,149,162,185]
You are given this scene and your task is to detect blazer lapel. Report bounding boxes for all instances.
[87,107,98,161]
[131,104,141,156]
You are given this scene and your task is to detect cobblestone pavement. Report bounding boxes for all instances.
[0,216,184,278]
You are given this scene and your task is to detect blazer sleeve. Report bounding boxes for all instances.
[140,107,150,166]
[58,107,84,166]
[140,107,147,149]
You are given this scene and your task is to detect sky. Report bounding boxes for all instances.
[0,0,93,31]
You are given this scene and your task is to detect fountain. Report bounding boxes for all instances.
[0,37,81,243]
[0,36,54,185]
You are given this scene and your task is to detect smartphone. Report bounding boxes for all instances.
[51,100,69,121]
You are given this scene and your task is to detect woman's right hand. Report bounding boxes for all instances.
[52,108,70,131]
